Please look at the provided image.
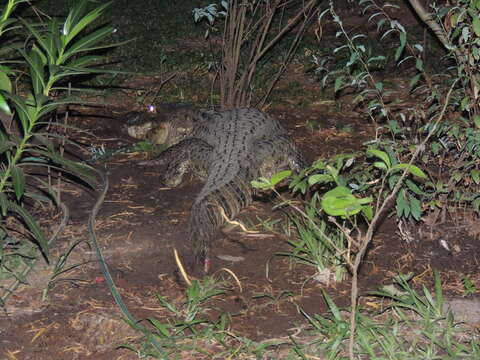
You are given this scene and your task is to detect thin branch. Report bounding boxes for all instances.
[347,80,457,359]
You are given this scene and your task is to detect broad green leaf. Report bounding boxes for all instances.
[472,169,480,184]
[460,96,470,111]
[396,189,407,218]
[251,178,272,190]
[308,173,333,186]
[0,93,11,115]
[11,164,25,201]
[270,170,291,186]
[390,163,427,179]
[409,194,422,221]
[361,205,373,221]
[312,160,326,170]
[405,179,425,195]
[321,186,372,217]
[373,161,388,170]
[0,69,12,93]
[367,148,391,169]
[473,16,480,37]
[9,202,49,257]
[334,76,344,93]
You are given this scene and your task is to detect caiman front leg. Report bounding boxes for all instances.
[141,138,212,187]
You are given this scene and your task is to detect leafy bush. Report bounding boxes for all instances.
[0,0,119,302]
[312,0,480,223]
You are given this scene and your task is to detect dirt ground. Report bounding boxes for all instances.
[1,73,479,359]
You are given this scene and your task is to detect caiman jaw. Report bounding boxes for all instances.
[127,121,154,139]
[155,123,170,144]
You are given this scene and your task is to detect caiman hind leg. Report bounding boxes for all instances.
[251,135,306,179]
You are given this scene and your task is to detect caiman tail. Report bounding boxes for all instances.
[189,173,254,270]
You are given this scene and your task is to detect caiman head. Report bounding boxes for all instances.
[124,104,209,145]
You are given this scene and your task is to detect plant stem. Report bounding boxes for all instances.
[347,80,457,360]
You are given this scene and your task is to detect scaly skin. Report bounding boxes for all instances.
[125,106,305,271]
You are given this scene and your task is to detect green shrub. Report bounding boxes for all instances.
[0,0,121,302]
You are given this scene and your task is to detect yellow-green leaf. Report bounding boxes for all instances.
[391,163,427,179]
[471,169,480,184]
[473,16,480,37]
[0,93,11,115]
[308,173,333,186]
[321,186,372,217]
[271,170,292,186]
[367,149,391,169]
[0,70,12,93]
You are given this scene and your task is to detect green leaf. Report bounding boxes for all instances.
[409,73,421,88]
[473,115,480,128]
[367,148,391,169]
[396,189,407,218]
[0,68,12,93]
[0,192,8,216]
[9,202,48,257]
[270,170,292,186]
[405,179,425,195]
[59,26,116,63]
[0,92,11,115]
[409,194,422,221]
[62,2,111,47]
[147,318,170,337]
[373,161,388,170]
[390,163,427,179]
[20,19,55,62]
[334,76,343,93]
[308,173,334,186]
[361,205,373,221]
[460,96,470,111]
[3,92,31,131]
[30,47,46,96]
[11,165,25,201]
[0,135,13,154]
[472,169,480,184]
[65,55,102,69]
[395,31,406,61]
[415,58,423,71]
[473,16,480,37]
[251,178,272,190]
[321,186,372,217]
[62,0,88,41]
[45,18,60,62]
